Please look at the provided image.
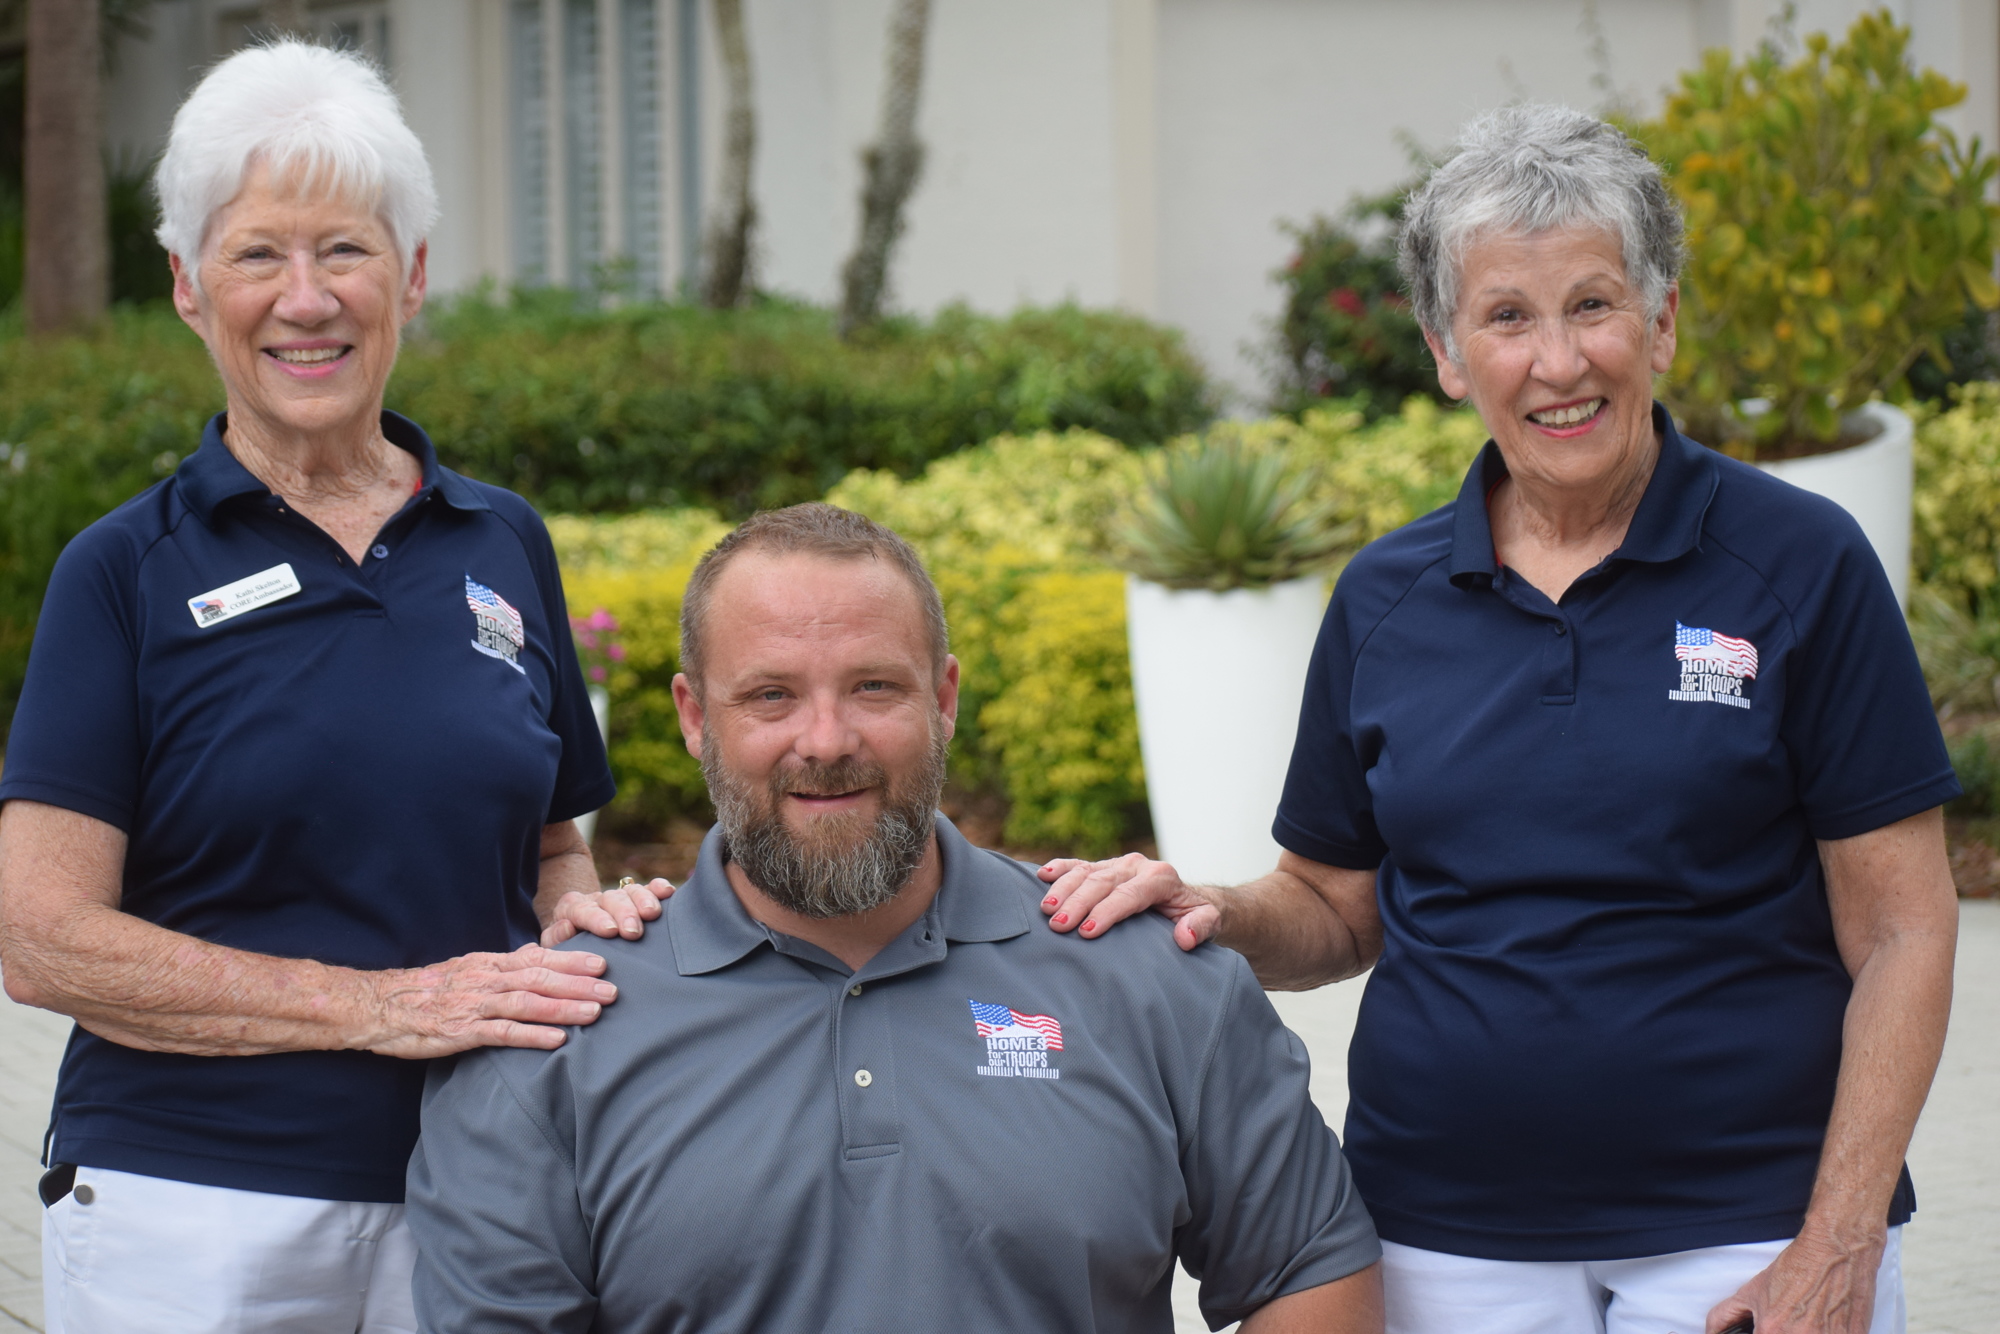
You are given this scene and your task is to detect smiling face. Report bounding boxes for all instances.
[172,157,426,446]
[1427,225,1677,497]
[673,551,959,917]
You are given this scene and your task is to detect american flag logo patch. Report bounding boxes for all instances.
[971,1000,1063,1080]
[1669,621,1756,709]
[466,575,526,673]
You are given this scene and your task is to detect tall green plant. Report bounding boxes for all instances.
[1116,435,1345,591]
[1630,10,2000,455]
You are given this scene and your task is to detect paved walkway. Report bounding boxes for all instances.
[0,906,1992,1332]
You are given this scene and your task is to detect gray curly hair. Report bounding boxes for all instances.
[1398,104,1685,363]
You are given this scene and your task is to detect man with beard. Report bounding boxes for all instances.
[404,505,1382,1333]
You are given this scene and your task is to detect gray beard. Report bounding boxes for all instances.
[703,721,950,920]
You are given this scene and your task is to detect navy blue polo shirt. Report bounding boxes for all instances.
[1274,404,1957,1261]
[0,411,614,1204]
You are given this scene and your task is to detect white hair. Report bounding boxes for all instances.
[1398,104,1685,363]
[154,40,438,271]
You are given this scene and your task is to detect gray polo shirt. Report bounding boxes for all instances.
[406,817,1378,1332]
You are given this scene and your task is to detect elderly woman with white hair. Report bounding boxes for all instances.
[1043,106,1958,1334]
[0,41,663,1332]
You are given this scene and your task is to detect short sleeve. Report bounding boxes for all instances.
[407,1050,599,1334]
[0,527,144,830]
[498,498,616,824]
[1776,524,1958,840]
[1174,954,1380,1329]
[1271,578,1388,869]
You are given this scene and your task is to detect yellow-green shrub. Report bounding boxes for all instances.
[545,410,1485,853]
[981,570,1143,851]
[1914,383,2000,618]
[1629,12,2000,452]
[1202,397,1486,543]
[551,509,730,827]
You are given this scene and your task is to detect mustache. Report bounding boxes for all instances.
[770,758,884,801]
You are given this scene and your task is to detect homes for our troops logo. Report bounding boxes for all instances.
[970,1000,1063,1080]
[1668,621,1758,709]
[466,575,526,673]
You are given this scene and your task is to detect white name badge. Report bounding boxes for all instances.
[187,563,302,628]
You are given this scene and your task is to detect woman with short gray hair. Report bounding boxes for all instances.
[0,40,663,1331]
[1045,104,1956,1334]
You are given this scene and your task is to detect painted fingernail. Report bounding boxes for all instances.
[1082,921,1097,933]
[1053,913,1068,925]
[1043,895,1059,907]
[594,983,617,1000]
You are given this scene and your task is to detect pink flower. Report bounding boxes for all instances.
[609,644,627,661]
[589,665,607,683]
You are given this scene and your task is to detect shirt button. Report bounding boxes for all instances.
[848,984,863,997]
[1553,623,1568,636]
[853,1069,873,1087]
[370,544,389,560]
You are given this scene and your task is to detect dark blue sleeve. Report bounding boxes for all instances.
[1271,574,1388,870]
[1775,521,1959,840]
[492,495,616,825]
[0,525,144,831]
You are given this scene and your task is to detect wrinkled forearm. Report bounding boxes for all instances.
[1802,926,1954,1241]
[3,900,392,1057]
[1213,869,1374,991]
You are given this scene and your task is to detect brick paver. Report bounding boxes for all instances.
[1,904,1994,1333]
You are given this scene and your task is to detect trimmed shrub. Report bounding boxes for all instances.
[0,309,220,738]
[393,293,1215,514]
[981,569,1143,851]
[1914,382,2000,619]
[551,509,730,831]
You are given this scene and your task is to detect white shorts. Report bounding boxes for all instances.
[1382,1227,1904,1334]
[42,1166,417,1334]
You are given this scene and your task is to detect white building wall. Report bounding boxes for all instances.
[96,0,2000,409]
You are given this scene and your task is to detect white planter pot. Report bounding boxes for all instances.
[1125,575,1327,886]
[575,684,612,846]
[1754,401,1912,609]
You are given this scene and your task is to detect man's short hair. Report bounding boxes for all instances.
[678,504,949,693]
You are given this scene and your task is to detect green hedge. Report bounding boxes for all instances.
[0,298,1215,745]
[396,292,1215,514]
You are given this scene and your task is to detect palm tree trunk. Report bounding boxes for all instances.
[24,0,107,335]
[838,0,931,337]
[699,0,755,308]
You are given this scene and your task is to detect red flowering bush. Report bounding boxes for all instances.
[1266,190,1448,419]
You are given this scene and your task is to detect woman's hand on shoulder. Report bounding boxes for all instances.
[1036,853,1221,952]
[360,944,623,1059]
[541,878,675,947]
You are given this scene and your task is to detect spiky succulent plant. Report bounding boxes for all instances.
[1115,435,1347,591]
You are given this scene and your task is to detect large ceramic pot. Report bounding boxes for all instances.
[1125,575,1326,886]
[1753,400,1913,609]
[575,684,612,846]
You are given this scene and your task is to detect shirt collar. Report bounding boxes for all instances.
[175,410,490,523]
[666,813,1031,978]
[1447,400,1718,589]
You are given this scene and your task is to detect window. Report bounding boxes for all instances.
[509,0,678,295]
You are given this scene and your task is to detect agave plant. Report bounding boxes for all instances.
[1116,434,1348,591]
